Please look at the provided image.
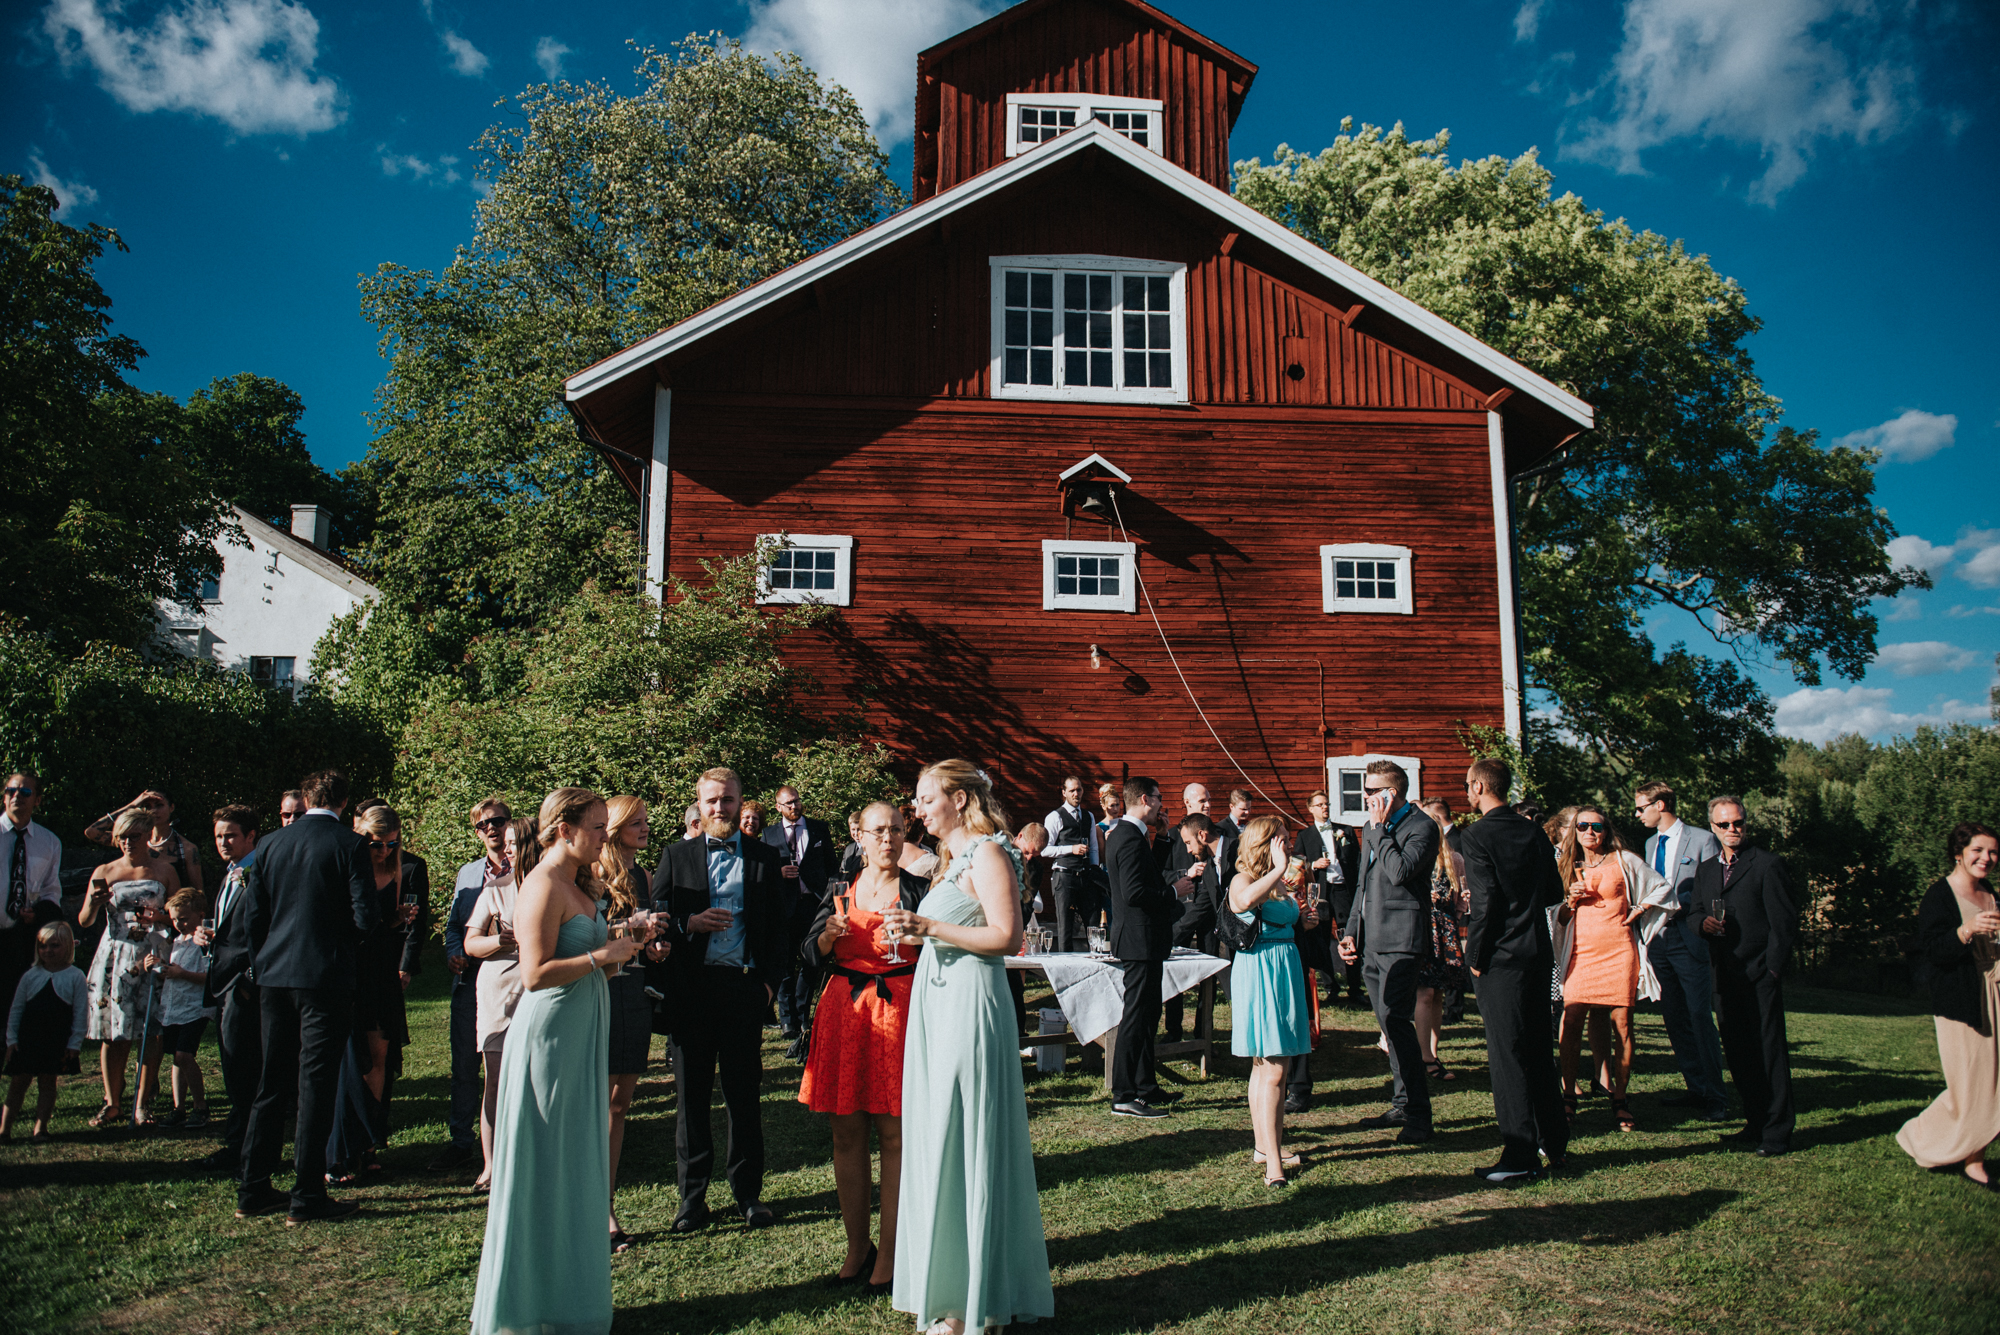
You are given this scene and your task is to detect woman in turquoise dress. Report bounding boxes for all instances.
[470,788,643,1335]
[883,759,1054,1335]
[1227,816,1314,1187]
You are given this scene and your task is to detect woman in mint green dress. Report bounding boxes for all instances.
[471,789,643,1335]
[1227,816,1314,1188]
[884,760,1054,1334]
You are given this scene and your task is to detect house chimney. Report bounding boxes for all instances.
[290,504,330,549]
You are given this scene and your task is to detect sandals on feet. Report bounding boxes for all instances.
[1613,1097,1637,1132]
[610,1229,635,1254]
[89,1103,120,1129]
[1252,1150,1303,1169]
[1424,1058,1457,1082]
[1562,1092,1579,1126]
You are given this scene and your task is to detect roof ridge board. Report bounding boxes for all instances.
[918,0,1258,82]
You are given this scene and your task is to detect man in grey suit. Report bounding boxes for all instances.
[1337,759,1439,1142]
[1635,780,1728,1121]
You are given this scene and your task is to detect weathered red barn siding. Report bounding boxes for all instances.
[914,0,1256,201]
[663,394,1501,819]
[664,157,1488,417]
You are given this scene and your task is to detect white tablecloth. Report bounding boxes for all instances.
[1003,948,1229,1045]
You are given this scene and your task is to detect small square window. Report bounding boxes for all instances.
[198,575,220,602]
[1043,540,1135,613]
[758,534,854,606]
[1327,754,1424,827]
[1321,544,1413,615]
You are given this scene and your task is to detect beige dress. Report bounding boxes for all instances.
[1897,888,2000,1167]
[469,877,524,1053]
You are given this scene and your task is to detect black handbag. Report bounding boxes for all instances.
[1217,898,1264,953]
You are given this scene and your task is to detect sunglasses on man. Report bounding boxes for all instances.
[1712,819,1745,830]
[2,786,33,798]
[475,816,509,832]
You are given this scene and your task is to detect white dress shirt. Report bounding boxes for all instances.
[1041,805,1100,863]
[0,814,63,931]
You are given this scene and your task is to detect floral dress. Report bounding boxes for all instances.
[85,880,171,1042]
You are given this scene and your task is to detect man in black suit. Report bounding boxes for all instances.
[199,805,261,1173]
[1218,789,1252,865]
[235,770,375,1223]
[1105,776,1196,1119]
[1459,758,1568,1181]
[1294,790,1361,1004]
[1162,814,1221,1043]
[657,767,790,1230]
[765,784,832,1051]
[1338,760,1438,1142]
[1696,796,1798,1156]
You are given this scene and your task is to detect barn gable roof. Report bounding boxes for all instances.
[565,121,1593,444]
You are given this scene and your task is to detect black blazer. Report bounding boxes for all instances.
[800,870,929,967]
[245,812,376,991]
[394,854,431,977]
[653,834,790,1001]
[1172,854,1221,950]
[1915,878,1992,1035]
[1293,822,1360,919]
[1459,806,1562,973]
[1351,805,1439,958]
[764,817,834,901]
[1106,819,1183,961]
[1692,845,1796,982]
[209,854,259,997]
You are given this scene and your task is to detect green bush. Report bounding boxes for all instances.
[0,618,394,877]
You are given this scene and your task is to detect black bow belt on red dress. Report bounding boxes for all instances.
[826,960,917,1002]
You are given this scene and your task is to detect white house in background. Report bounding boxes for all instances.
[158,504,378,693]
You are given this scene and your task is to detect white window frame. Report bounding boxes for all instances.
[990,255,1188,406]
[1320,542,1414,615]
[1326,753,1425,828]
[1042,539,1136,613]
[1003,93,1163,158]
[756,533,855,607]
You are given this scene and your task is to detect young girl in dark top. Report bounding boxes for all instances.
[4,922,89,1142]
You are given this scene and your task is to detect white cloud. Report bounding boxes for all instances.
[1883,598,1921,622]
[1774,685,1986,744]
[42,0,345,136]
[1514,0,1549,42]
[1887,533,1955,574]
[1833,408,1957,462]
[1874,641,1978,677]
[26,152,100,218]
[441,30,487,77]
[1957,529,2000,589]
[534,36,571,80]
[379,148,461,185]
[741,0,1000,146]
[1563,0,1921,204]
[1945,604,2000,618]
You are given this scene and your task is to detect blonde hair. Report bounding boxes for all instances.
[468,796,510,825]
[1556,806,1626,889]
[355,804,404,888]
[1013,820,1048,853]
[1234,815,1288,881]
[697,766,742,795]
[598,795,647,920]
[166,887,204,920]
[537,787,604,894]
[1418,799,1461,893]
[114,808,154,842]
[36,920,75,968]
[917,760,1011,844]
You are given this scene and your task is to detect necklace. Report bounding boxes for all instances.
[1583,853,1610,870]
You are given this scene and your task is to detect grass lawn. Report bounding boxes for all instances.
[4,954,1996,1334]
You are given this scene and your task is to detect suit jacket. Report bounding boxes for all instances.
[1350,803,1439,959]
[1293,823,1360,900]
[1458,807,1562,973]
[1105,819,1183,961]
[1289,826,1350,968]
[1643,820,1723,953]
[765,817,834,902]
[208,852,259,998]
[443,858,497,993]
[1915,878,1992,1034]
[653,834,790,1006]
[1171,853,1221,950]
[1692,845,1796,983]
[245,812,376,991]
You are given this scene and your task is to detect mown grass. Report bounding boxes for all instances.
[3,954,1996,1334]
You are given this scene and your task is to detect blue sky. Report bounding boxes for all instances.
[8,0,1996,744]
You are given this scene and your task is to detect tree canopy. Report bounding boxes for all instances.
[1234,124,1925,794]
[349,35,904,721]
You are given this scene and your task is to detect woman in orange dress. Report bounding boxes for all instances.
[798,800,928,1293]
[1553,807,1675,1132]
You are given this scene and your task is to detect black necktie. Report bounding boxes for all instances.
[7,826,25,919]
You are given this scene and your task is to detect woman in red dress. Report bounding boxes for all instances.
[798,800,928,1293]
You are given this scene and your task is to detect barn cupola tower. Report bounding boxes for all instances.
[912,0,1259,202]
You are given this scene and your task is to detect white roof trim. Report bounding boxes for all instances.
[1059,452,1133,484]
[564,122,1592,430]
[228,505,381,601]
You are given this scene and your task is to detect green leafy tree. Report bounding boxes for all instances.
[181,372,376,551]
[348,35,903,712]
[1854,724,2000,904]
[1235,125,1923,789]
[393,552,900,886]
[0,178,230,649]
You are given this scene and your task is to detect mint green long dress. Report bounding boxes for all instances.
[893,835,1054,1330]
[470,909,612,1335]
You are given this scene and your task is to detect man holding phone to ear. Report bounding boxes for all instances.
[1338,760,1438,1143]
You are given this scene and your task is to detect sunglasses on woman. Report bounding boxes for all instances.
[1574,821,1608,833]
[371,839,401,852]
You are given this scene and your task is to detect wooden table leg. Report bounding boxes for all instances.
[1195,973,1216,1079]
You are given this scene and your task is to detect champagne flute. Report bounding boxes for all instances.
[199,916,217,959]
[828,878,851,924]
[1710,898,1727,927]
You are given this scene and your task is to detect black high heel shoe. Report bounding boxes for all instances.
[827,1243,878,1289]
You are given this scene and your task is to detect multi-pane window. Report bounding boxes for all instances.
[250,656,297,694]
[1004,94,1162,158]
[994,258,1184,402]
[1320,544,1414,615]
[768,546,838,593]
[1017,105,1077,145]
[757,534,854,606]
[1042,540,1136,612]
[1326,754,1425,826]
[1338,770,1365,819]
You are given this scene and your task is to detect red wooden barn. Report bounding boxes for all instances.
[564,0,1593,826]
